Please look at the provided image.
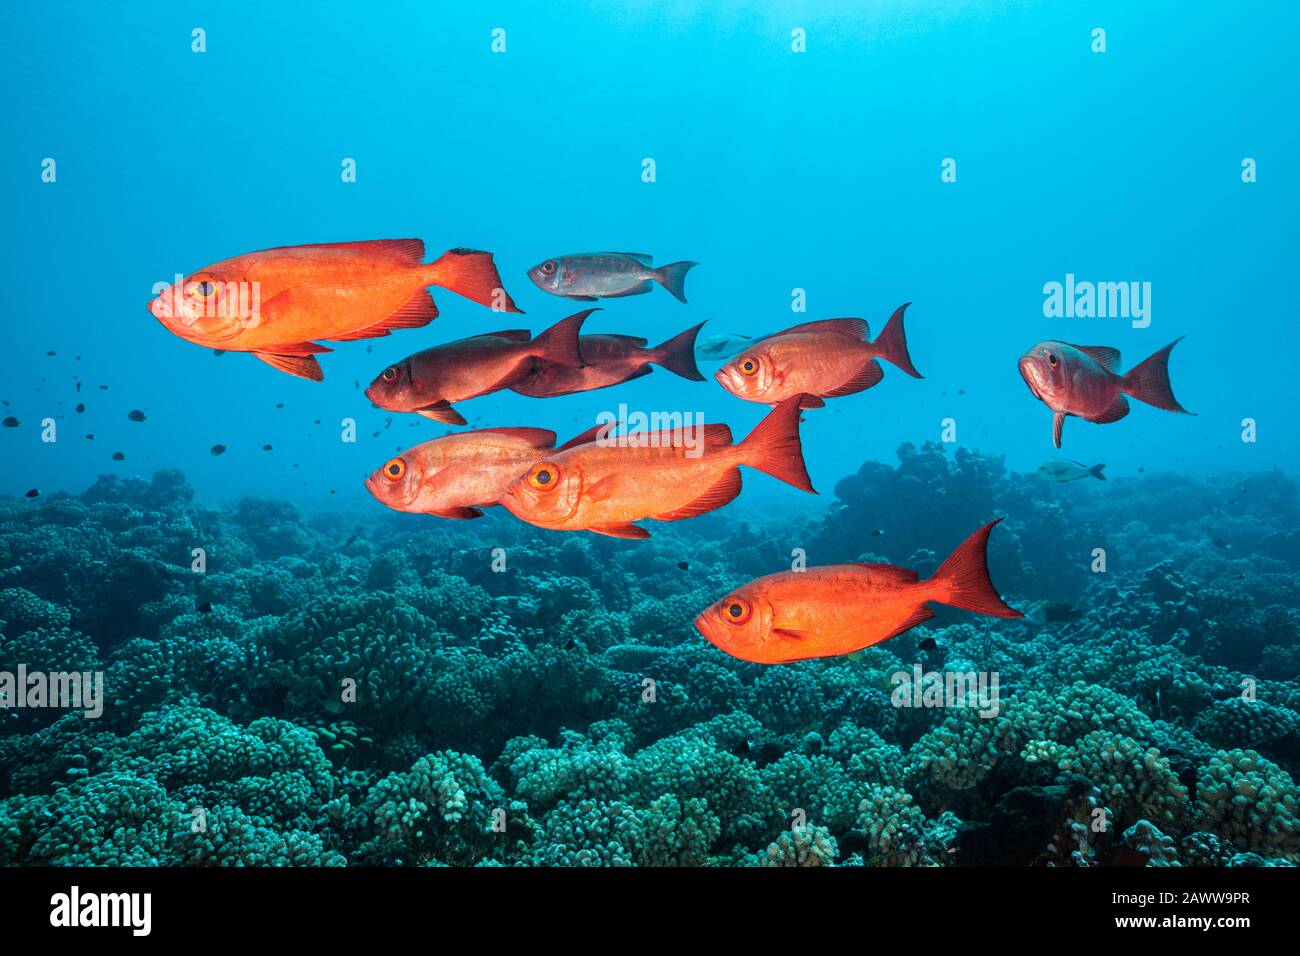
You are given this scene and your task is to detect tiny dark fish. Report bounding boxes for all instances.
[870,529,885,537]
[1138,466,1145,473]
[112,451,124,460]
[98,384,108,390]
[127,409,146,422]
[24,488,39,498]
[210,444,226,456]
[85,434,94,440]
[75,382,81,392]
[1,417,18,428]
[564,639,577,650]
[678,561,690,571]
[46,351,55,357]
[75,403,85,413]
[212,349,226,356]
[343,530,361,548]
[261,444,273,451]
[197,601,212,613]
[917,637,938,651]
[275,403,284,409]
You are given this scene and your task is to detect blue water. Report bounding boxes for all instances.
[4,1,1296,503]
[1,2,1298,869]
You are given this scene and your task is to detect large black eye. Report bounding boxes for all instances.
[541,261,557,275]
[381,367,398,382]
[197,281,216,297]
[1047,352,1058,368]
[527,463,558,491]
[739,358,758,376]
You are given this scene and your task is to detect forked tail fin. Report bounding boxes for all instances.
[930,518,1022,618]
[650,321,707,380]
[424,248,523,313]
[654,261,697,303]
[738,396,817,493]
[872,303,922,378]
[1121,337,1191,413]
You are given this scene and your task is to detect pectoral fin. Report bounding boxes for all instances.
[590,523,650,539]
[428,506,484,519]
[1052,411,1065,448]
[417,402,468,425]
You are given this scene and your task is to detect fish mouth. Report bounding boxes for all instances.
[712,368,734,391]
[1018,356,1046,400]
[363,475,381,499]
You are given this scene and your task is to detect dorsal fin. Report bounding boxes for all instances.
[849,563,920,584]
[558,421,618,451]
[616,253,654,265]
[470,427,557,448]
[273,239,425,263]
[484,329,533,342]
[1076,345,1121,372]
[779,317,871,341]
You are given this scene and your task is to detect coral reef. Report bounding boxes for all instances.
[2,445,1299,866]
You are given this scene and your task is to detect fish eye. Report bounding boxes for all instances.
[187,279,217,299]
[1047,352,1059,368]
[381,366,398,383]
[722,596,752,624]
[738,357,759,376]
[527,462,558,491]
[382,458,406,481]
[540,260,557,275]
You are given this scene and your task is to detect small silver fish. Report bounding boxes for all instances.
[695,333,753,363]
[527,253,696,303]
[1034,459,1106,482]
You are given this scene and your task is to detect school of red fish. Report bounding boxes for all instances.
[149,239,1193,662]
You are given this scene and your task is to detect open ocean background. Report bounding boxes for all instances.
[1,1,1299,870]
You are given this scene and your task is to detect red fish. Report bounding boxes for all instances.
[512,315,706,398]
[1018,338,1191,448]
[364,424,607,519]
[365,311,589,424]
[148,240,520,381]
[714,305,921,408]
[695,519,1022,664]
[499,397,816,539]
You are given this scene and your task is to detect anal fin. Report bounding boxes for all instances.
[652,469,742,522]
[880,605,935,643]
[590,523,651,540]
[333,290,438,341]
[821,358,884,398]
[253,351,325,381]
[1085,394,1131,425]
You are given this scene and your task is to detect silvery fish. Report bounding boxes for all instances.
[1034,459,1106,482]
[696,333,753,363]
[527,253,697,303]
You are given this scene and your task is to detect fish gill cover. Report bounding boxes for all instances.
[0,1,1298,876]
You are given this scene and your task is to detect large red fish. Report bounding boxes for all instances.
[714,304,921,408]
[147,239,520,381]
[364,311,589,424]
[695,519,1022,664]
[499,397,816,539]
[511,314,706,398]
[364,424,608,519]
[1018,338,1191,448]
